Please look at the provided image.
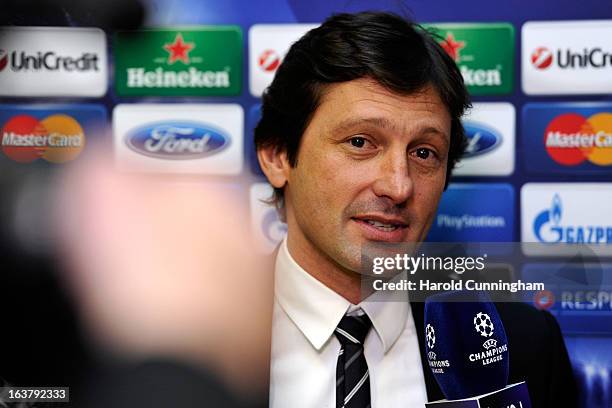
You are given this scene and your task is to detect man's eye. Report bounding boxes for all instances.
[414,147,433,160]
[349,136,367,148]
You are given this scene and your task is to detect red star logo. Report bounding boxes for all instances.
[440,33,465,62]
[163,33,195,65]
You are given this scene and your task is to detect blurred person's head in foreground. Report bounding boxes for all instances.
[56,146,273,404]
[255,11,470,300]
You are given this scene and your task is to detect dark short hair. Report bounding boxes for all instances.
[255,11,471,210]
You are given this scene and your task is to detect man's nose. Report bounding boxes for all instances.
[371,152,414,205]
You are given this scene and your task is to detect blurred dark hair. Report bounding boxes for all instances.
[254,11,471,211]
[1,0,145,28]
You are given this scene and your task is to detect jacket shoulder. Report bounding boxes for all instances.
[495,302,578,407]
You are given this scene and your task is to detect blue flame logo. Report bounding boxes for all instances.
[551,194,562,225]
[533,194,563,242]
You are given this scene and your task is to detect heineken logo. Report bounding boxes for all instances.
[427,23,514,95]
[115,28,242,96]
[126,67,230,89]
[439,31,502,87]
[440,33,465,62]
[163,33,195,65]
[461,65,502,87]
[126,32,227,89]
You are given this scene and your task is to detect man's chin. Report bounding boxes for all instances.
[331,226,422,279]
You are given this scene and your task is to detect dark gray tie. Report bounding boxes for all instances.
[334,314,372,408]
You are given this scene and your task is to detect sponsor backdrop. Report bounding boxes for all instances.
[0,104,106,164]
[1,0,611,405]
[0,27,107,97]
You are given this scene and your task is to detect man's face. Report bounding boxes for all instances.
[281,78,451,273]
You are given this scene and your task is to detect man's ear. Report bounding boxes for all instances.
[257,145,290,189]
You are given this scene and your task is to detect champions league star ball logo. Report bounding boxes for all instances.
[468,312,507,365]
[426,324,436,349]
[473,312,494,338]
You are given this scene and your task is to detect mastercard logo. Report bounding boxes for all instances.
[1,114,85,163]
[544,112,612,166]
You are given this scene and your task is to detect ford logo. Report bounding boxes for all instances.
[125,121,230,159]
[462,121,501,158]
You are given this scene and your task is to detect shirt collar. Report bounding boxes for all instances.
[359,281,409,353]
[274,238,409,353]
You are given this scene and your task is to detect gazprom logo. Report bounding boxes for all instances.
[463,121,502,158]
[533,194,612,243]
[125,120,230,159]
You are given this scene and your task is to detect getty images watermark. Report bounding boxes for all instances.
[359,242,612,303]
[370,252,543,293]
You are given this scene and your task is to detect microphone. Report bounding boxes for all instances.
[424,290,531,407]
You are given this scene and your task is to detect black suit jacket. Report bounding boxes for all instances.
[411,300,578,407]
[265,245,578,407]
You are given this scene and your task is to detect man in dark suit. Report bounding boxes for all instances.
[55,11,575,408]
[255,11,577,407]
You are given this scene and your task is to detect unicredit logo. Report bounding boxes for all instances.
[0,50,100,73]
[0,49,8,71]
[531,47,553,69]
[258,49,281,72]
[531,46,612,70]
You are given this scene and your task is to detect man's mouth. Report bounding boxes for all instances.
[362,219,403,231]
[351,215,409,240]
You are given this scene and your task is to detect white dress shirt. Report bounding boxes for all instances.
[270,238,428,407]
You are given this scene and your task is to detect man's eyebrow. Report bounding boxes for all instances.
[417,126,450,141]
[331,117,399,133]
[331,117,449,140]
